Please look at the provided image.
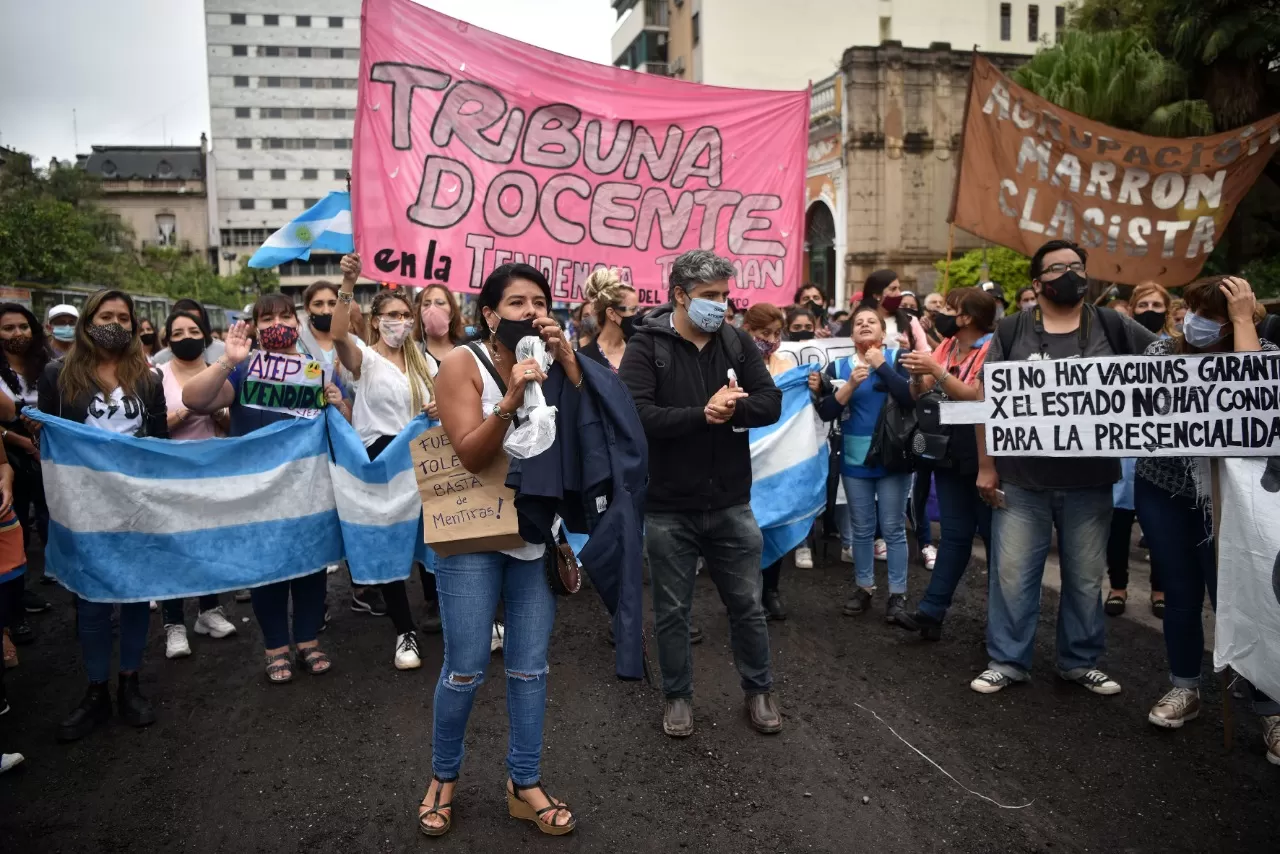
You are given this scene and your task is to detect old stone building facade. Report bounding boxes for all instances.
[808,43,1026,306]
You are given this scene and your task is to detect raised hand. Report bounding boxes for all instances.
[223,320,253,364]
[1221,276,1256,326]
[340,253,361,285]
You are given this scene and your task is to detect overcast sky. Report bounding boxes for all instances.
[0,0,617,165]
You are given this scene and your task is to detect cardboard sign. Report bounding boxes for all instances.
[941,352,1280,457]
[238,351,327,418]
[409,425,525,556]
[352,0,808,306]
[951,55,1280,286]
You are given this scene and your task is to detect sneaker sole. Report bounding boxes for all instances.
[394,658,422,671]
[1267,750,1280,766]
[663,723,694,738]
[193,622,236,639]
[1148,709,1198,729]
[970,680,1011,694]
[1081,684,1122,696]
[165,648,192,660]
[350,602,387,616]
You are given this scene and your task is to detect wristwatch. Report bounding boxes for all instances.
[491,403,514,421]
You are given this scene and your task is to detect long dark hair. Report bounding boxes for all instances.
[164,310,211,348]
[58,290,152,404]
[859,269,916,348]
[475,263,552,340]
[0,302,49,394]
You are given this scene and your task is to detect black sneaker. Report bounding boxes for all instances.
[117,673,156,727]
[22,590,50,614]
[762,591,787,621]
[885,594,917,629]
[842,588,872,616]
[57,683,113,742]
[905,608,943,641]
[316,607,330,633]
[421,599,442,634]
[350,586,387,616]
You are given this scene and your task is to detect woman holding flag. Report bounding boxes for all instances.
[419,263,579,837]
[331,254,434,671]
[37,290,168,741]
[183,294,347,684]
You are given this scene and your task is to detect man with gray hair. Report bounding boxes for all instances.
[619,249,783,738]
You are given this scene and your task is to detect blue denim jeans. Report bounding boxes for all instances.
[910,471,934,548]
[249,570,327,650]
[646,505,772,699]
[431,549,555,787]
[918,468,991,622]
[1133,478,1215,689]
[844,473,912,594]
[987,483,1111,681]
[836,499,852,548]
[78,598,150,683]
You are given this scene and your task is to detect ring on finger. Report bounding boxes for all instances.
[524,369,535,377]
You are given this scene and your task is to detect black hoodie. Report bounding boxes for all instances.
[618,305,781,513]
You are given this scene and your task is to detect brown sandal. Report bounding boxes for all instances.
[264,651,293,684]
[417,776,454,837]
[296,645,331,675]
[507,780,576,836]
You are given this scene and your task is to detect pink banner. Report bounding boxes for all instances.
[353,0,808,307]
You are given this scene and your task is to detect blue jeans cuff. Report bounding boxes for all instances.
[1170,673,1201,690]
[1059,665,1097,681]
[987,661,1028,681]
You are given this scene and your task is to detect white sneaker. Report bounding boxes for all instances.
[970,669,1016,694]
[325,563,340,575]
[874,539,887,561]
[194,606,237,639]
[491,621,505,653]
[149,600,158,612]
[0,752,23,774]
[1072,668,1122,696]
[1262,715,1280,766]
[921,545,938,571]
[839,546,853,564]
[164,624,191,659]
[394,631,421,670]
[794,547,813,569]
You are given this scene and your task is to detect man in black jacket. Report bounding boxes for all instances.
[619,249,783,738]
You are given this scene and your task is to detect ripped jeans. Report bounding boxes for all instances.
[431,548,555,786]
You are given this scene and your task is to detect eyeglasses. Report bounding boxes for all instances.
[612,305,639,316]
[378,311,413,321]
[1043,262,1086,275]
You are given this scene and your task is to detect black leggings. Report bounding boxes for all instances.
[367,434,420,635]
[762,559,782,593]
[1106,508,1162,593]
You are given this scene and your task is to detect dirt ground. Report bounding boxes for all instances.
[2,534,1277,854]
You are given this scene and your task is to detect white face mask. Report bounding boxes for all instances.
[379,318,410,349]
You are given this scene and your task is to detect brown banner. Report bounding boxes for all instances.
[951,55,1280,286]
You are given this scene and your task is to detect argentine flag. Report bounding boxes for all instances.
[28,409,428,603]
[749,366,830,567]
[248,191,354,268]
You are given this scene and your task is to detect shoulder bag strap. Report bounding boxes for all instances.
[465,341,508,394]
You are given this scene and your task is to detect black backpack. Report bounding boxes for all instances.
[996,304,1132,358]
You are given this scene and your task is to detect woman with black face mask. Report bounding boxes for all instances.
[154,310,236,661]
[138,319,158,362]
[36,289,168,742]
[794,284,831,339]
[151,298,226,367]
[785,307,817,340]
[300,281,341,368]
[578,268,638,373]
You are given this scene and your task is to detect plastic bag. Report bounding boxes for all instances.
[503,334,558,459]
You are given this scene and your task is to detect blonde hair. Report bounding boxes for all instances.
[1130,280,1174,335]
[369,290,434,415]
[583,267,636,328]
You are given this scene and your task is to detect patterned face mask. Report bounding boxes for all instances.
[258,323,299,351]
[87,323,132,352]
[379,318,411,349]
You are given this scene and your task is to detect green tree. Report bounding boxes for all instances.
[227,260,280,302]
[934,246,1030,303]
[1011,29,1213,136]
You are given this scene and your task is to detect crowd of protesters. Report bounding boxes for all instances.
[1,239,1276,819]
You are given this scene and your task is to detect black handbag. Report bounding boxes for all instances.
[864,393,918,473]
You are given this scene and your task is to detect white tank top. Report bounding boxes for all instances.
[462,343,546,561]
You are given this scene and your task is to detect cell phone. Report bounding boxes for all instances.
[992,489,1007,509]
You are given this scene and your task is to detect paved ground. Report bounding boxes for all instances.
[2,531,1277,854]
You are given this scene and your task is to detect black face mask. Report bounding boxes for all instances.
[310,313,333,333]
[493,316,539,352]
[1133,309,1166,334]
[789,329,815,341]
[619,315,637,341]
[933,313,960,339]
[1040,270,1088,306]
[170,337,206,362]
[140,332,157,348]
[804,300,826,321]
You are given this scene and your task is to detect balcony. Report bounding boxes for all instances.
[612,0,669,63]
[810,75,840,122]
[641,62,671,76]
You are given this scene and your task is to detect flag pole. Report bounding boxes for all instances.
[942,222,956,292]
